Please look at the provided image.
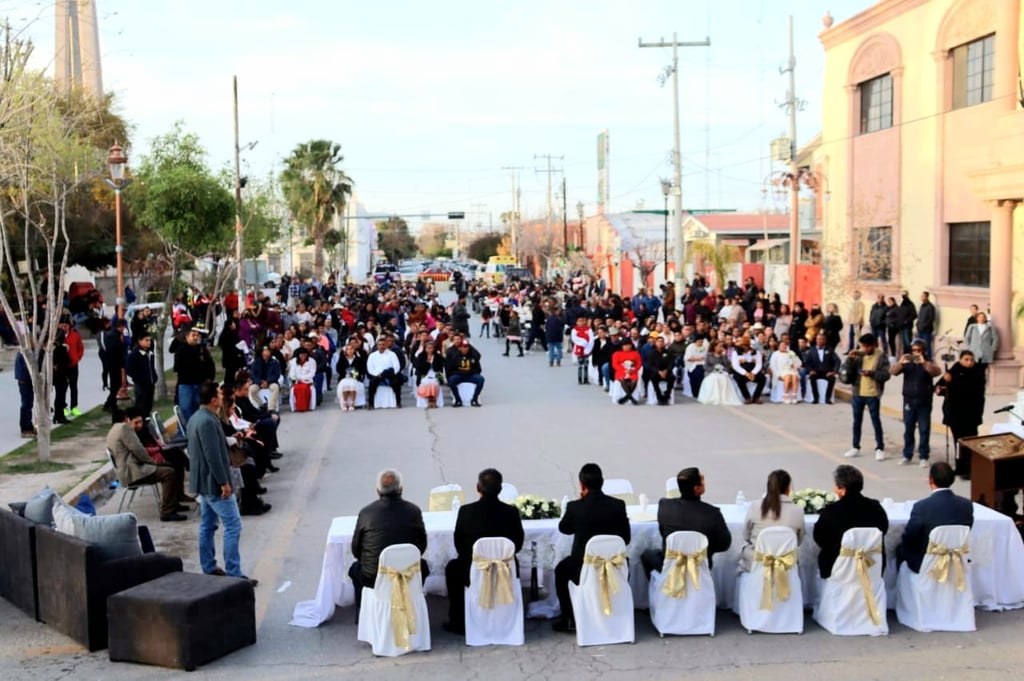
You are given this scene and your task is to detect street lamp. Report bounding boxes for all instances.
[104,142,132,321]
[766,167,826,306]
[576,201,585,252]
[659,178,672,279]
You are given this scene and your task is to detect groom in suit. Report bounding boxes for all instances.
[443,468,524,635]
[803,332,841,404]
[897,462,974,573]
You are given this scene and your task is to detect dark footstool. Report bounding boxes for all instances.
[108,572,256,671]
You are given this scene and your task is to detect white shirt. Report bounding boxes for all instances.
[288,357,316,384]
[366,349,401,377]
[731,350,763,375]
[683,342,707,372]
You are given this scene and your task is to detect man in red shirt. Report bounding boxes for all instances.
[60,318,85,418]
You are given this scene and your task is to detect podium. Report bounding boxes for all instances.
[958,433,1024,512]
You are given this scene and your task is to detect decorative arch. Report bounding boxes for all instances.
[847,31,903,86]
[935,0,1000,53]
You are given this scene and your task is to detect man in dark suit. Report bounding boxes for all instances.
[812,465,889,578]
[803,331,840,404]
[897,462,974,573]
[442,468,524,635]
[640,467,731,577]
[349,469,428,609]
[553,463,631,632]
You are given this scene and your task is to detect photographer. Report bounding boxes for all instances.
[890,339,942,467]
[839,333,891,461]
[935,350,986,479]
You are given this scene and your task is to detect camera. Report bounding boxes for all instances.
[940,352,956,363]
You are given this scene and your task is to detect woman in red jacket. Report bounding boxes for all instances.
[611,338,642,405]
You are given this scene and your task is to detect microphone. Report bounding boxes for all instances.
[994,405,1015,414]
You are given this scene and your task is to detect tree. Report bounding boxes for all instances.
[279,140,353,281]
[375,217,417,262]
[0,26,105,461]
[625,239,663,291]
[466,233,503,262]
[416,222,449,258]
[690,241,740,293]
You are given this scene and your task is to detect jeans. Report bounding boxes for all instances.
[600,362,611,386]
[199,494,243,577]
[448,373,485,402]
[576,356,589,383]
[547,343,563,365]
[917,332,933,359]
[177,383,201,426]
[847,324,861,352]
[871,326,887,355]
[851,395,884,450]
[902,399,933,460]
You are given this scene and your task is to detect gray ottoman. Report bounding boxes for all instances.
[108,572,255,671]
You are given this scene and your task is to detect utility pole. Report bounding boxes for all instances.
[562,177,569,259]
[535,153,563,271]
[638,33,710,291]
[501,165,525,260]
[232,75,244,294]
[782,15,802,307]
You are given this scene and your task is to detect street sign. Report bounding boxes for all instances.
[447,211,465,220]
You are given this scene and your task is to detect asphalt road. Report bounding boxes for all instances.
[2,321,1022,680]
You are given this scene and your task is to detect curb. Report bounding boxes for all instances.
[62,462,116,506]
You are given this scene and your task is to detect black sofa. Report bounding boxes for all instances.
[0,507,40,620]
[34,525,182,651]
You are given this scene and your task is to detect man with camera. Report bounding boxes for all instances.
[840,333,891,461]
[890,338,942,467]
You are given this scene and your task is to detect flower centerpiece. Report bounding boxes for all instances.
[512,494,561,520]
[791,488,838,515]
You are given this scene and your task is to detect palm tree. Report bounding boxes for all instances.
[279,140,353,281]
[690,241,740,292]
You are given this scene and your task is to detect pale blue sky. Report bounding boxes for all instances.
[14,0,870,232]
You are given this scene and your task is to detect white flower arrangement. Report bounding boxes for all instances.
[791,488,838,515]
[512,494,561,520]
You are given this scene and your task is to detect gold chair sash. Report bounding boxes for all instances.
[838,544,883,626]
[379,562,421,650]
[753,549,798,611]
[661,548,707,599]
[428,490,464,512]
[926,541,970,592]
[583,551,627,616]
[472,554,515,610]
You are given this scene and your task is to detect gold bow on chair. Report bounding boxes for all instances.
[926,541,970,592]
[838,544,883,626]
[379,563,421,650]
[661,548,707,599]
[472,554,515,609]
[583,551,627,616]
[753,549,798,611]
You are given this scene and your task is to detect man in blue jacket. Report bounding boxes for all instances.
[897,462,973,573]
[248,345,282,412]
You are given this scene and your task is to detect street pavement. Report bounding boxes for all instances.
[2,318,1023,680]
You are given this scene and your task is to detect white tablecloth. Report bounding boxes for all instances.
[289,502,1024,627]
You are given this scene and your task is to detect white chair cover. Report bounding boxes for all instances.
[373,387,398,409]
[649,531,716,636]
[452,382,477,404]
[735,526,803,634]
[609,380,642,405]
[769,377,789,403]
[414,386,445,409]
[603,479,636,506]
[289,385,318,412]
[587,364,600,385]
[813,527,888,636]
[664,477,680,500]
[645,379,676,405]
[681,369,693,398]
[568,535,635,646]
[896,525,975,632]
[356,544,431,656]
[428,484,464,512]
[498,483,519,503]
[464,538,524,646]
[804,378,831,403]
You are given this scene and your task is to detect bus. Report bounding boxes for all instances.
[483,255,518,284]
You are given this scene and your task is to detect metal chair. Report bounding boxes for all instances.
[107,448,162,514]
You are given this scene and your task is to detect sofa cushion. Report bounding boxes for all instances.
[51,497,142,562]
[8,502,27,517]
[24,487,57,525]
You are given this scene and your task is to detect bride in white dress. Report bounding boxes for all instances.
[769,339,803,404]
[698,340,744,406]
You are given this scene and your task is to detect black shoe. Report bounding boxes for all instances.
[160,513,188,522]
[206,568,227,576]
[452,400,463,408]
[267,464,280,473]
[241,502,272,516]
[502,353,509,357]
[471,399,481,407]
[551,618,576,633]
[174,504,190,513]
[517,353,524,357]
[256,486,268,494]
[442,621,465,635]
[269,451,284,460]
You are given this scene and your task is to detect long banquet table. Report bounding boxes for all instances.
[290,501,1024,627]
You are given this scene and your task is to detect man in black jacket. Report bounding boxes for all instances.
[890,339,942,466]
[349,469,428,609]
[641,467,731,577]
[590,326,615,390]
[812,465,888,578]
[642,334,675,405]
[443,468,524,634]
[803,332,841,404]
[126,332,158,417]
[173,327,216,425]
[553,463,630,632]
[102,319,128,413]
[446,340,485,407]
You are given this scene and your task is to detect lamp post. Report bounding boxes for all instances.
[766,167,826,306]
[104,143,132,321]
[660,178,672,279]
[576,201,585,252]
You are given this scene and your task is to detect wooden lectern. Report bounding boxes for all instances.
[958,433,1024,512]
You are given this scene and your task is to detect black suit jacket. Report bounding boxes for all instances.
[559,490,630,563]
[803,345,839,374]
[452,495,525,582]
[898,488,974,573]
[352,495,427,583]
[656,497,732,568]
[812,492,889,578]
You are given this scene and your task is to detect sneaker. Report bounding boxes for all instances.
[63,408,73,419]
[874,449,886,461]
[897,458,910,466]
[843,448,861,458]
[918,459,930,468]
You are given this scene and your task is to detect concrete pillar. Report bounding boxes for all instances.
[995,0,1021,111]
[988,200,1022,390]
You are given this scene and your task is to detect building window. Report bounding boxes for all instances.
[857,226,892,281]
[859,74,893,133]
[948,221,990,287]
[952,34,995,109]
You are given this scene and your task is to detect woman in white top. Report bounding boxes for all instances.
[739,469,805,572]
[769,338,803,404]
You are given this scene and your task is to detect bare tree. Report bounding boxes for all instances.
[625,239,663,291]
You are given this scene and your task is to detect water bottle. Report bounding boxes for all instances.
[735,490,746,508]
[561,495,570,516]
[451,497,460,513]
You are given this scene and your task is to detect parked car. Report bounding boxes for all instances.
[372,262,401,284]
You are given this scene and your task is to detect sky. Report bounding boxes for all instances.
[12,0,871,234]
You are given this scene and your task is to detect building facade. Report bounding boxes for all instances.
[55,0,103,98]
[819,0,1023,388]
